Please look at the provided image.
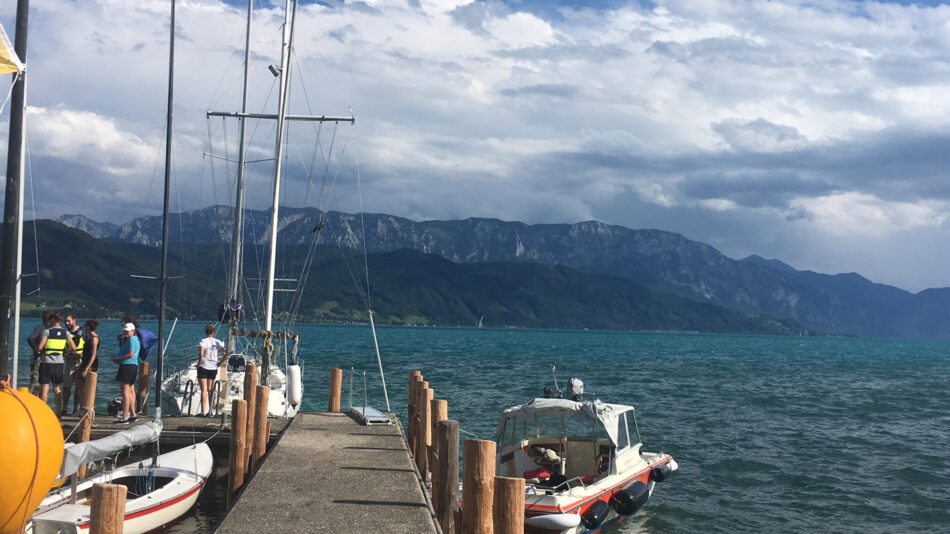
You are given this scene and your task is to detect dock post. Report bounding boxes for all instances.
[409,372,422,458]
[136,361,150,415]
[463,439,496,534]
[415,381,429,472]
[328,367,342,412]
[78,371,98,479]
[251,384,270,471]
[243,364,258,471]
[90,482,126,534]
[420,384,433,476]
[429,398,447,511]
[493,476,525,534]
[228,399,248,507]
[437,419,459,534]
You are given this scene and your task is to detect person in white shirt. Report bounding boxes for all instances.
[196,323,226,416]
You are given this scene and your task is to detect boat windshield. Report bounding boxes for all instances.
[499,411,601,447]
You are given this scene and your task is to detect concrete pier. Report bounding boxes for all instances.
[217,411,438,533]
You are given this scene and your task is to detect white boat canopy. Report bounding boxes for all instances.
[59,420,163,478]
[497,398,634,447]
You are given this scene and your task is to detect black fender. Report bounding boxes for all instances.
[650,462,675,483]
[581,499,610,529]
[609,481,649,516]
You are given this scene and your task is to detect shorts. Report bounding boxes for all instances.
[62,358,80,389]
[116,364,138,386]
[39,362,64,385]
[197,367,217,381]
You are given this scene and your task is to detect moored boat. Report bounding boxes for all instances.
[495,382,677,533]
[30,442,213,534]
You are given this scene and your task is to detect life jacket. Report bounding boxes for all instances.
[42,326,70,355]
[69,327,85,352]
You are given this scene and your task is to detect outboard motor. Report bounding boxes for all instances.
[581,500,610,529]
[566,377,584,401]
[609,481,650,516]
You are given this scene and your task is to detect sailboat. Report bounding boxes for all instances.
[159,0,349,419]
[29,2,213,531]
[29,424,213,534]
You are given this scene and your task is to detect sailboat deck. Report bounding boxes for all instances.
[218,411,437,533]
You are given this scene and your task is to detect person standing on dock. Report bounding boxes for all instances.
[61,313,85,417]
[196,323,225,417]
[26,310,54,396]
[78,319,100,410]
[35,311,76,415]
[112,322,140,423]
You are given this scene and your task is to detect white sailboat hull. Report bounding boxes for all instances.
[31,443,214,534]
[160,362,298,418]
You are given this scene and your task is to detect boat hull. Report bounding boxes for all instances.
[31,443,214,534]
[160,363,297,418]
[523,454,674,534]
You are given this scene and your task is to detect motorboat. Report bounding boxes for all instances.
[30,431,213,534]
[495,380,677,533]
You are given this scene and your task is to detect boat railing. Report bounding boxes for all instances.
[209,379,226,416]
[347,367,369,421]
[181,379,195,415]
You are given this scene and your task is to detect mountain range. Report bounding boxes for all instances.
[17,219,804,335]
[55,206,950,338]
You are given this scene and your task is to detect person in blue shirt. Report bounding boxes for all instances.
[112,322,140,423]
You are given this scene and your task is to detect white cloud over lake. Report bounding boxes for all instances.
[1,0,949,291]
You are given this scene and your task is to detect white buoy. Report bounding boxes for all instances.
[287,364,303,407]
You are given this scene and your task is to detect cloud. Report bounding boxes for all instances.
[4,0,950,291]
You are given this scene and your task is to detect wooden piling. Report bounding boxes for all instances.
[228,399,248,507]
[437,419,459,534]
[243,364,258,470]
[493,476,525,534]
[429,398,448,512]
[328,367,342,412]
[409,372,422,457]
[136,362,150,415]
[463,439,496,534]
[415,381,429,472]
[252,384,269,471]
[90,483,126,534]
[420,385,433,476]
[77,371,97,479]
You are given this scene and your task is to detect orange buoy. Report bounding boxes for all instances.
[0,386,64,534]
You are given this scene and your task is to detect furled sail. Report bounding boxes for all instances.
[58,420,163,478]
[0,23,23,75]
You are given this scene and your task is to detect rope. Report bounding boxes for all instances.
[3,387,43,532]
[62,408,93,442]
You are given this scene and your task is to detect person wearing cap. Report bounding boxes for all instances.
[112,322,140,423]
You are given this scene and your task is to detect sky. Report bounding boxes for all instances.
[1,0,950,292]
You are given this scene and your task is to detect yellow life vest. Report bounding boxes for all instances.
[41,327,69,355]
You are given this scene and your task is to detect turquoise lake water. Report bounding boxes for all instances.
[13,321,950,532]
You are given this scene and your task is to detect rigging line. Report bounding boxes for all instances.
[291,51,330,190]
[25,131,40,295]
[355,132,373,311]
[0,71,19,113]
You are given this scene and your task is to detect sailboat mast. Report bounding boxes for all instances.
[226,0,253,354]
[155,0,175,417]
[263,0,296,332]
[0,0,29,383]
